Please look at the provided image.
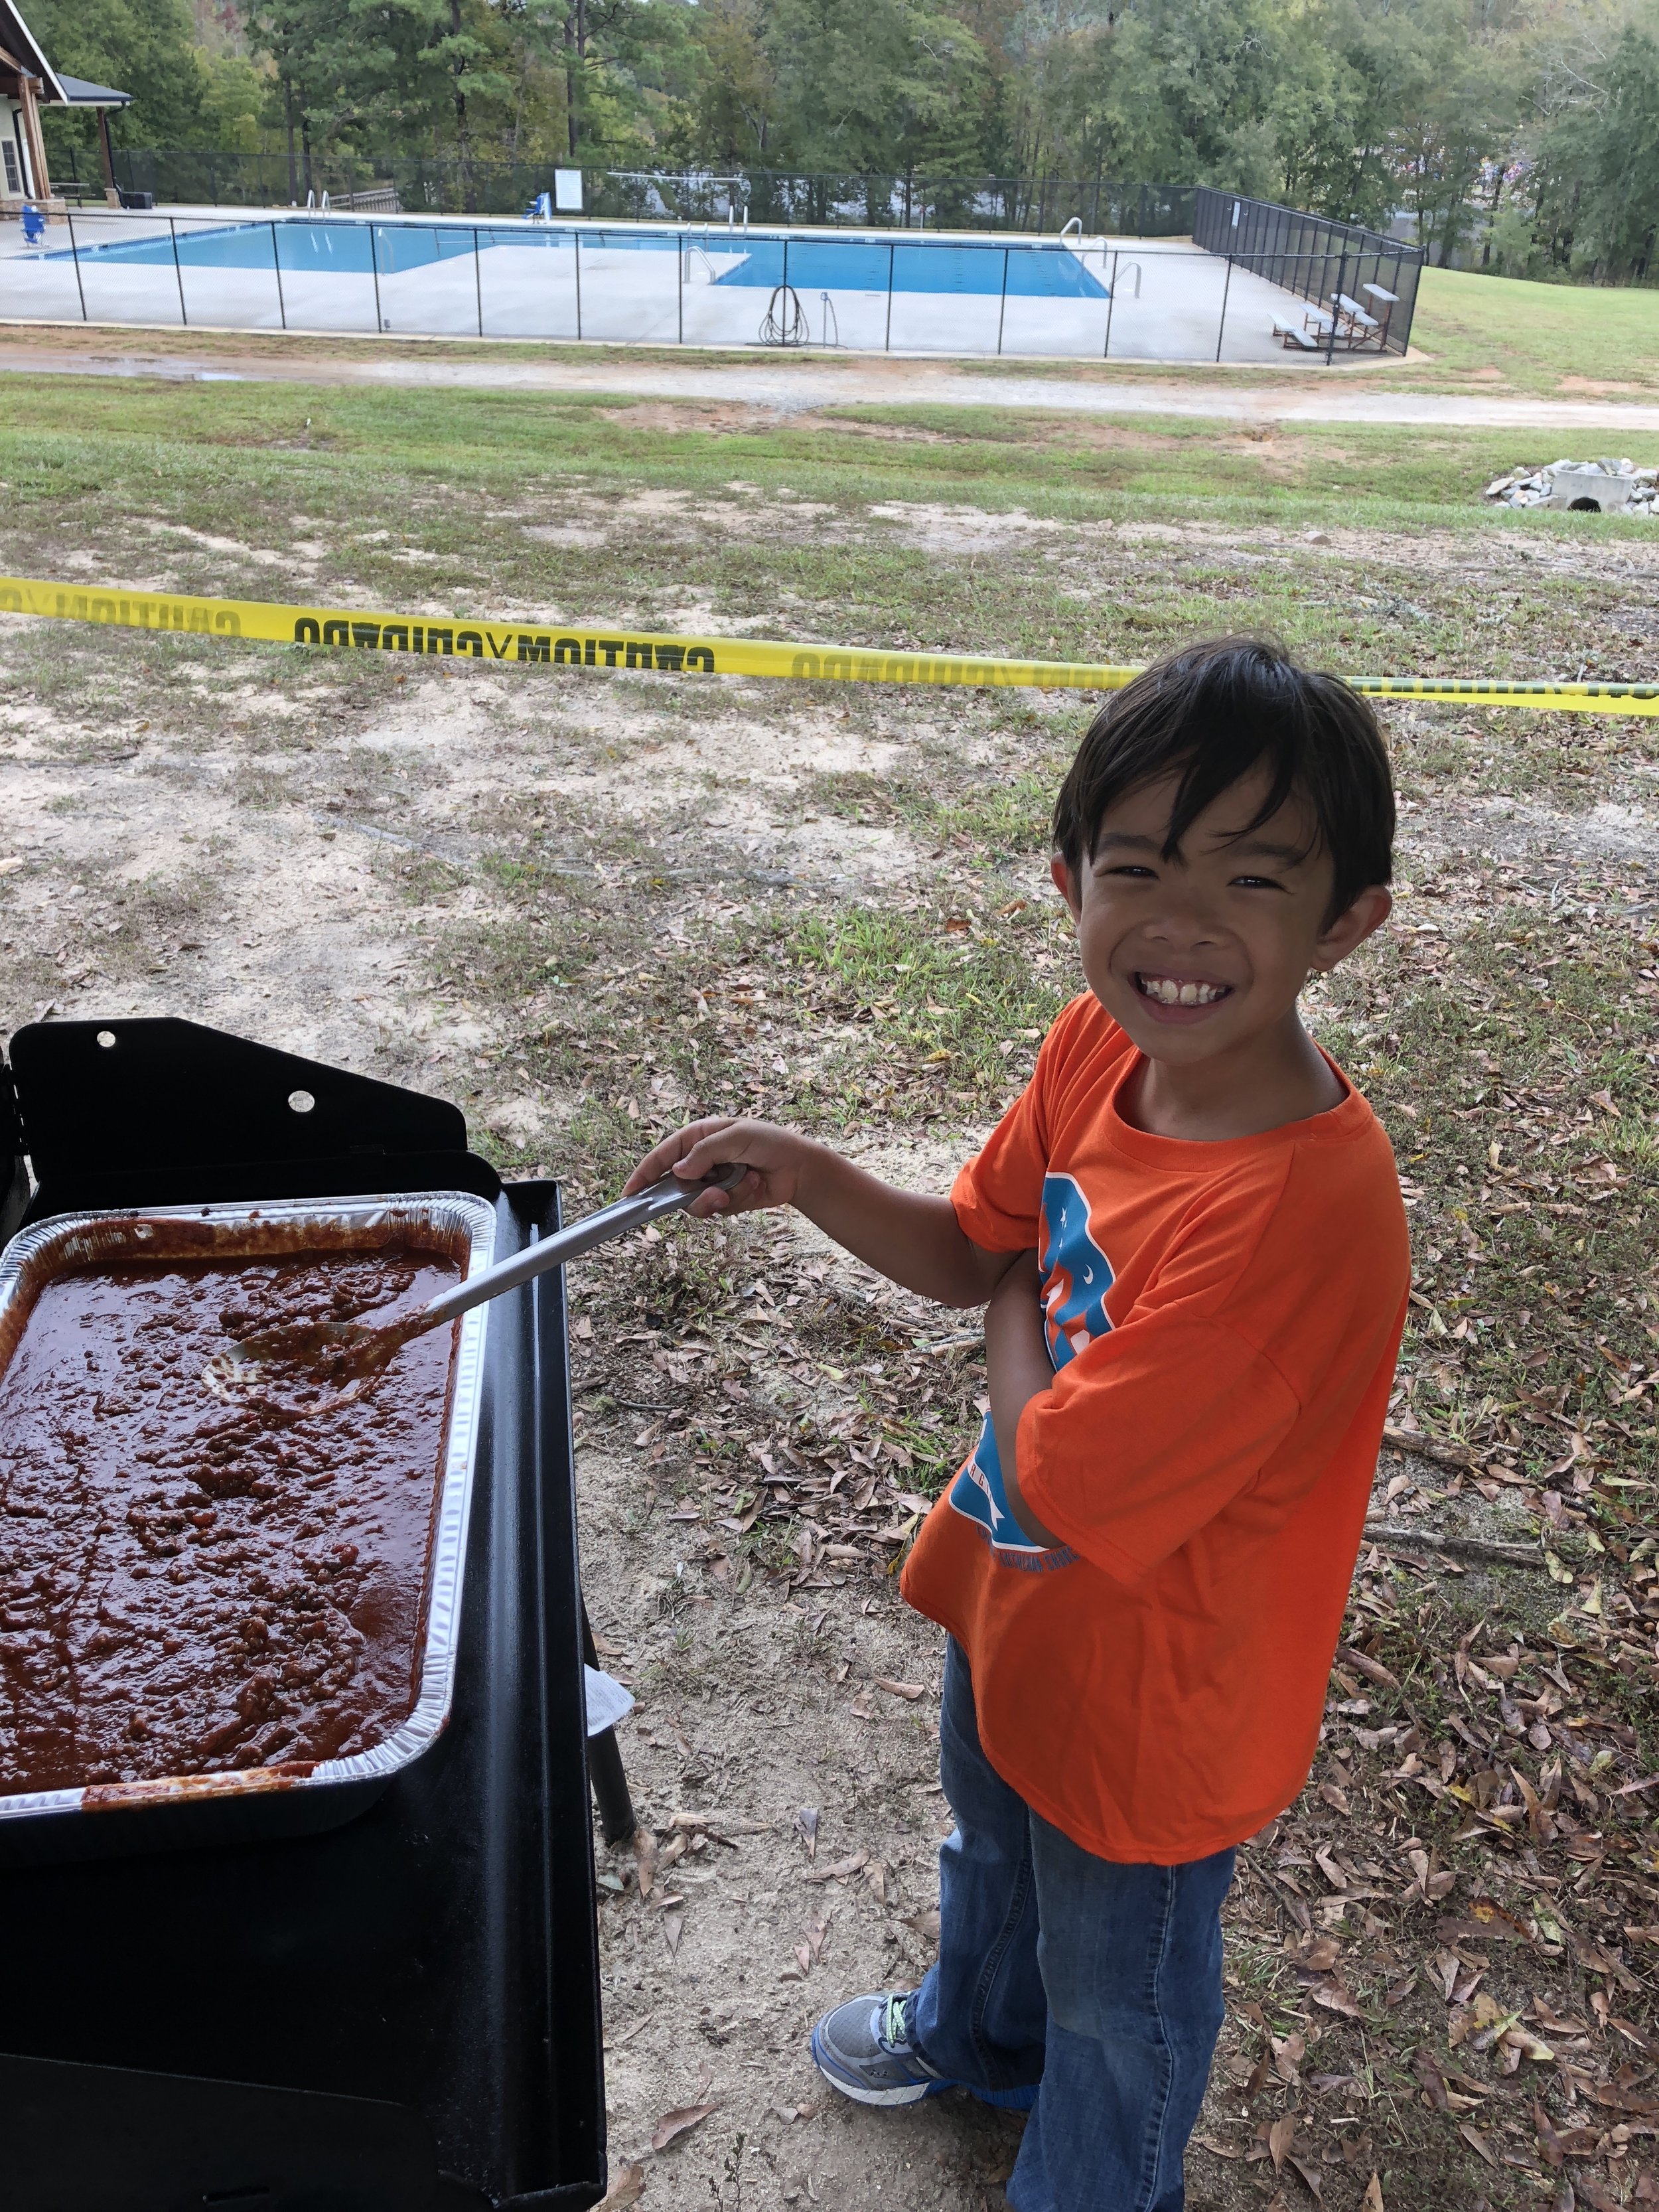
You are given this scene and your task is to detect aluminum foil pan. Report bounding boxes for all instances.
[0,1192,498,1862]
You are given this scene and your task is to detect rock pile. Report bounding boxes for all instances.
[1484,457,1659,514]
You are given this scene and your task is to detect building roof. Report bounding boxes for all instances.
[0,1,66,102]
[54,71,133,108]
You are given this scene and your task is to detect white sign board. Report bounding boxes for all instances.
[554,169,583,212]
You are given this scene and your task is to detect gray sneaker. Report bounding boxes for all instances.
[810,1989,953,2107]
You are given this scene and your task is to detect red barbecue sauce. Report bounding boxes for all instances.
[0,1246,459,1796]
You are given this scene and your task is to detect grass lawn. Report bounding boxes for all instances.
[1412,265,1659,398]
[6,376,1659,676]
[1,372,1656,2212]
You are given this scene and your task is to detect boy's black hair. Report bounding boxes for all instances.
[1052,637,1394,922]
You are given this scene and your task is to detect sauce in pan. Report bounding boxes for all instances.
[0,1246,459,1796]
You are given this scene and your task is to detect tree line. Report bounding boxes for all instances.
[27,0,1659,281]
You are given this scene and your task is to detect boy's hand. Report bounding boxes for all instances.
[626,1120,1016,1310]
[624,1116,816,1218]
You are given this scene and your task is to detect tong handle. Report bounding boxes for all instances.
[417,1163,747,1331]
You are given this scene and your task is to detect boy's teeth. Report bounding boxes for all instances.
[1139,975,1227,1006]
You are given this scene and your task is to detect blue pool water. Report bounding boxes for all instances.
[713,238,1108,297]
[39,217,1109,297]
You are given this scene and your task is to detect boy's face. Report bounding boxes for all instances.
[1050,767,1391,1069]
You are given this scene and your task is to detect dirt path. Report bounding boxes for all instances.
[9,327,1659,430]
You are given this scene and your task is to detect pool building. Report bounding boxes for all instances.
[1,0,131,216]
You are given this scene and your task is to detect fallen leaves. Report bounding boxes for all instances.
[632,1828,658,1901]
[650,2101,719,2153]
[872,1676,926,1700]
[1336,1644,1401,1690]
[1457,2119,1498,2167]
[1309,1977,1366,2020]
[781,1909,832,1981]
[1267,2112,1297,2172]
[597,2160,647,2209]
[800,1853,867,1884]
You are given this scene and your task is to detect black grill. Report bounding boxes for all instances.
[0,1017,607,2211]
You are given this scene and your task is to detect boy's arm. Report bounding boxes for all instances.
[624,1116,1018,1309]
[985,1252,1066,1549]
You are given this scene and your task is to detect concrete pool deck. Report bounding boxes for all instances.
[0,209,1366,366]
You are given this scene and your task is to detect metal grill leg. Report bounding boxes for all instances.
[581,1598,637,1845]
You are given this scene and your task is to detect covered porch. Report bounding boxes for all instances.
[2,0,131,217]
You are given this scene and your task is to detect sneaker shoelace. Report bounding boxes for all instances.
[877,1992,913,2055]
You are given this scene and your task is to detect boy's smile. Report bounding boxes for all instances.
[1133,972,1232,1017]
[1050,766,1392,1139]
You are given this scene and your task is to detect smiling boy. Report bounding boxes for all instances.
[625,639,1411,2211]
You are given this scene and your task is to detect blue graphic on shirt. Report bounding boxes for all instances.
[944,1175,1106,1573]
[1037,1173,1114,1367]
[946,1412,1074,1572]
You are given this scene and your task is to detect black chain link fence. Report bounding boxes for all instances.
[106,149,1198,236]
[1192,186,1423,354]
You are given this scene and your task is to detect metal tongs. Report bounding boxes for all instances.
[202,1163,745,1408]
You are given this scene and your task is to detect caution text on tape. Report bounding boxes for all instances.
[4,575,1657,716]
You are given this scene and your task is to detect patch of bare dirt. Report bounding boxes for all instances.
[597,402,788,436]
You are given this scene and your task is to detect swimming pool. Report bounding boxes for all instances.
[713,238,1108,297]
[35,216,1109,298]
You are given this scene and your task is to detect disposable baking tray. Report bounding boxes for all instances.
[0,1191,498,1864]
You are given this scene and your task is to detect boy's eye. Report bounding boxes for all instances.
[1102,864,1157,879]
[1230,875,1285,891]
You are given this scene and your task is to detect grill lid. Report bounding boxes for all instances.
[5,1017,493,1223]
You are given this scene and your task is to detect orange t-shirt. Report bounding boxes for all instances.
[900,992,1409,1865]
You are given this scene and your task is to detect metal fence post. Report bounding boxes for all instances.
[168,216,188,327]
[885,240,895,350]
[1102,249,1118,359]
[677,226,684,344]
[270,218,286,330]
[1214,252,1233,363]
[575,231,583,340]
[474,224,483,337]
[66,206,88,322]
[996,244,1009,354]
[368,220,384,332]
[1327,244,1348,364]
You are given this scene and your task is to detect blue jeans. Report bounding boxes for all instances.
[910,1641,1234,2212]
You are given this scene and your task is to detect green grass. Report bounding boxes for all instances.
[785,904,1070,1112]
[1412,263,1659,395]
[5,374,1659,536]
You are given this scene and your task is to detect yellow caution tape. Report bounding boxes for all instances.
[4,575,1657,715]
